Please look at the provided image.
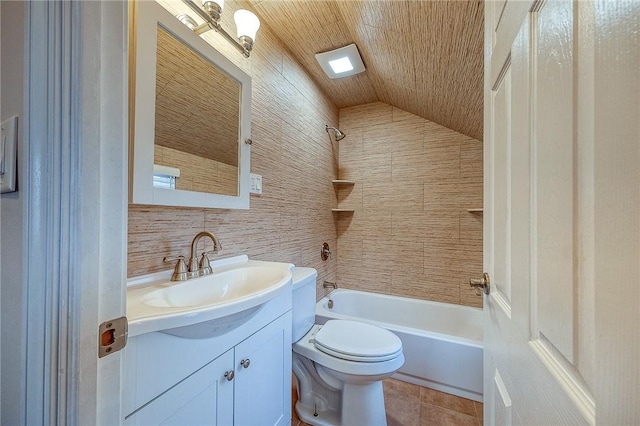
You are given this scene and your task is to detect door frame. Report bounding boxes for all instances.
[23,1,128,424]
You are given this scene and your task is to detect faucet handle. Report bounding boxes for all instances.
[321,242,332,261]
[163,255,188,281]
[199,252,213,276]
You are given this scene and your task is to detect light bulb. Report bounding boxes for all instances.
[234,9,260,41]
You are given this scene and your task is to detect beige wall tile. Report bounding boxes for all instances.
[337,237,363,272]
[128,205,205,276]
[336,268,365,290]
[337,211,392,241]
[424,177,464,207]
[339,102,393,133]
[458,177,483,208]
[423,241,462,277]
[391,270,460,304]
[362,238,395,273]
[392,210,460,242]
[336,184,362,211]
[363,118,425,154]
[391,149,428,181]
[337,127,364,166]
[338,102,482,307]
[460,139,484,180]
[423,139,461,180]
[339,150,394,183]
[340,269,391,295]
[392,241,424,275]
[363,181,423,212]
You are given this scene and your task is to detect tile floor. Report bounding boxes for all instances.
[291,377,483,426]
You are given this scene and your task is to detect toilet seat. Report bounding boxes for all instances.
[313,320,402,362]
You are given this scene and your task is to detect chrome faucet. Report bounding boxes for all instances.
[188,231,222,278]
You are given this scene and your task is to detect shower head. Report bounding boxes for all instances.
[325,125,346,141]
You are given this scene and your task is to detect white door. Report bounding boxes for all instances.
[483,0,639,424]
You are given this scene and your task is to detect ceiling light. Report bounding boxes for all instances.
[316,44,366,79]
[179,0,260,58]
[328,57,354,74]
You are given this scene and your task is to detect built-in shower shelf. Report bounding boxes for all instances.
[467,208,484,213]
[332,181,355,215]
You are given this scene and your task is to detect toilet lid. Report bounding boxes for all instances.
[314,320,402,362]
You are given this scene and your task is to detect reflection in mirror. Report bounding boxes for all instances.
[153,26,240,196]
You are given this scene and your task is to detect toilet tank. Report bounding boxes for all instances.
[291,267,318,342]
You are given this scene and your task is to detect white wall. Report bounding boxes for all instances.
[1,1,26,424]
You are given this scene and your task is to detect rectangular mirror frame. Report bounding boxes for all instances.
[129,0,251,209]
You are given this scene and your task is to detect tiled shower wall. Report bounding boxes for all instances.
[128,1,339,298]
[336,102,483,308]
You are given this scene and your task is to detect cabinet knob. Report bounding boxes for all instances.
[241,359,250,369]
[224,370,235,381]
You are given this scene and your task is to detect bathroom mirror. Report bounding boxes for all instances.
[130,0,251,209]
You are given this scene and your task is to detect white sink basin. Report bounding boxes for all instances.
[141,267,289,308]
[127,256,293,338]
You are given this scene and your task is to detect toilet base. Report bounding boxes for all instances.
[295,382,388,426]
[295,401,340,426]
[294,357,389,426]
[341,381,388,426]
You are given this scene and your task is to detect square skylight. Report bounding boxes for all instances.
[316,44,366,79]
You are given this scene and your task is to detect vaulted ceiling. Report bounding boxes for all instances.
[248,0,484,140]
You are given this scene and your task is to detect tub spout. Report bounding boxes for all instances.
[323,281,337,290]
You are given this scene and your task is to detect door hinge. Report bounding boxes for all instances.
[98,316,128,358]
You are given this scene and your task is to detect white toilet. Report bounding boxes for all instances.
[291,267,404,426]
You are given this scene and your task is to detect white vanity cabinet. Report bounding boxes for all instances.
[233,316,289,425]
[124,349,235,426]
[124,292,292,426]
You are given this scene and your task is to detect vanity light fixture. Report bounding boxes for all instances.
[180,0,260,58]
[316,44,366,79]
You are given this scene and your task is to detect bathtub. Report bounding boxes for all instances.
[315,289,483,402]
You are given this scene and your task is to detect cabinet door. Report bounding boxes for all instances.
[125,349,234,426]
[234,312,292,426]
